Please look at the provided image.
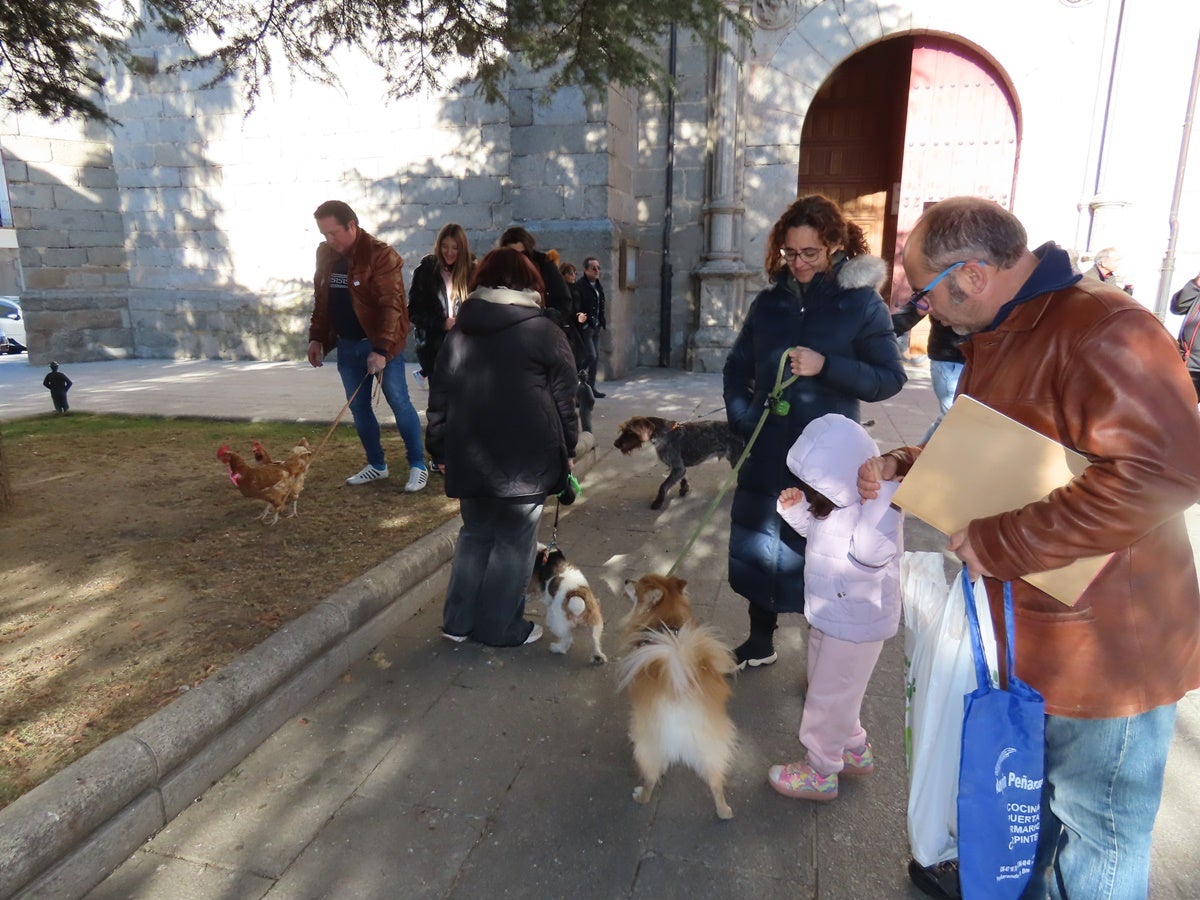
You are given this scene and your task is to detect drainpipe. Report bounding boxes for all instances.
[659,24,677,367]
[1154,31,1200,318]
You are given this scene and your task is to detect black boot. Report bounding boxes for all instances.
[733,603,778,669]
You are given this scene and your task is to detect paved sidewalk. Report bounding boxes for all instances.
[1,356,1196,898]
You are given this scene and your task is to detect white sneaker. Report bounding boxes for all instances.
[347,465,388,485]
[404,466,429,492]
[412,370,428,390]
[524,623,544,645]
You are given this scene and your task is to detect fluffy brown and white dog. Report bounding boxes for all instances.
[617,573,738,819]
[527,545,606,663]
[613,416,744,509]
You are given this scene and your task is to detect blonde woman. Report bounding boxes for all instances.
[408,223,473,385]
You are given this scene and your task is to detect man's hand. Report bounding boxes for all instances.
[788,346,826,377]
[366,352,387,376]
[948,528,995,580]
[857,455,898,502]
[306,341,324,368]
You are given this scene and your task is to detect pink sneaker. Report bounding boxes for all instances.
[767,761,838,801]
[842,742,875,777]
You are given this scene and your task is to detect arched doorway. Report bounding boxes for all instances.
[798,35,1020,313]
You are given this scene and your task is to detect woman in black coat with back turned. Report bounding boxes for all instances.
[426,247,579,647]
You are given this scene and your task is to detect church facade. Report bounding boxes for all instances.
[2,0,1198,371]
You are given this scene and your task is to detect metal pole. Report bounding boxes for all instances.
[659,24,677,367]
[1155,30,1200,318]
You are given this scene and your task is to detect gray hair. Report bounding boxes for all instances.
[915,197,1027,271]
[1095,247,1120,267]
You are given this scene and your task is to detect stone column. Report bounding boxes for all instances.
[690,5,751,373]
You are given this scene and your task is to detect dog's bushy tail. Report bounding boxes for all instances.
[617,624,737,695]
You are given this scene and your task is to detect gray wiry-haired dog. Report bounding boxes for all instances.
[614,416,744,509]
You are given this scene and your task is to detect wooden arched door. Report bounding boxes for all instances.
[799,35,1020,319]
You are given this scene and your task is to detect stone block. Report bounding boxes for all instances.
[3,157,28,181]
[404,177,461,204]
[0,736,157,898]
[119,167,182,188]
[49,140,112,169]
[69,230,127,249]
[535,88,590,127]
[51,185,120,211]
[41,248,89,268]
[459,177,503,205]
[3,135,53,163]
[23,269,69,290]
[78,166,119,190]
[511,124,590,156]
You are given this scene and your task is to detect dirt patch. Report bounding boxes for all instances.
[0,414,459,808]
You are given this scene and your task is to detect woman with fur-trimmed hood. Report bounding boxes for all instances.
[722,194,906,669]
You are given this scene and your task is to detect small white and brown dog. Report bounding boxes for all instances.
[527,545,607,663]
[618,573,738,819]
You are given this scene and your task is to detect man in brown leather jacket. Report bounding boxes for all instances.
[860,197,1200,899]
[308,200,428,491]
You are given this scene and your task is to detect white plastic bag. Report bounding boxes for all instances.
[902,551,998,867]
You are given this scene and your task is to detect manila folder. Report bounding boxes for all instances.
[891,395,1112,606]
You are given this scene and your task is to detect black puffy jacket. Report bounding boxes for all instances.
[426,287,579,500]
[723,255,906,613]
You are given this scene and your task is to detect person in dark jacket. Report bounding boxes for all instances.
[407,223,474,386]
[577,256,608,396]
[1171,269,1200,401]
[892,305,965,441]
[498,226,574,319]
[426,247,580,647]
[723,194,906,669]
[43,361,72,413]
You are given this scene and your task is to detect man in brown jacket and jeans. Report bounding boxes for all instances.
[308,200,428,491]
[860,197,1200,899]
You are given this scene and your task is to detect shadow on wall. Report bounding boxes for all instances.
[8,47,316,364]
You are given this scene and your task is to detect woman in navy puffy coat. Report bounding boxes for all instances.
[723,195,906,668]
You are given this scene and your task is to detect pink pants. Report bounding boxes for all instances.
[798,626,885,776]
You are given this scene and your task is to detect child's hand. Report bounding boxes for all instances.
[779,487,803,509]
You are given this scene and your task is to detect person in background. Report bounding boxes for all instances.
[558,262,595,432]
[1171,268,1200,402]
[426,247,579,647]
[307,200,428,491]
[498,226,574,319]
[1081,246,1132,294]
[43,361,72,413]
[892,304,965,442]
[407,223,473,389]
[577,256,608,397]
[859,197,1200,900]
[723,193,905,670]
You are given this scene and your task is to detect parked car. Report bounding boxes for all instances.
[0,330,10,354]
[0,297,26,353]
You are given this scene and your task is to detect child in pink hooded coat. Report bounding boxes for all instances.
[767,413,903,801]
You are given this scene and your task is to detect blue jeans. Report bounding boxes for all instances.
[921,359,964,443]
[442,497,543,646]
[1023,704,1176,900]
[335,338,425,469]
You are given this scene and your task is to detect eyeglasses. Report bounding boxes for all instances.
[780,247,824,264]
[909,261,974,311]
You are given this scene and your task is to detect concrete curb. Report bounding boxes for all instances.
[0,435,597,900]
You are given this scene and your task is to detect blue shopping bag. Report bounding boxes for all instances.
[956,568,1045,899]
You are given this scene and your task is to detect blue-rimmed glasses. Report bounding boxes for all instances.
[909,261,969,311]
[780,246,824,264]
